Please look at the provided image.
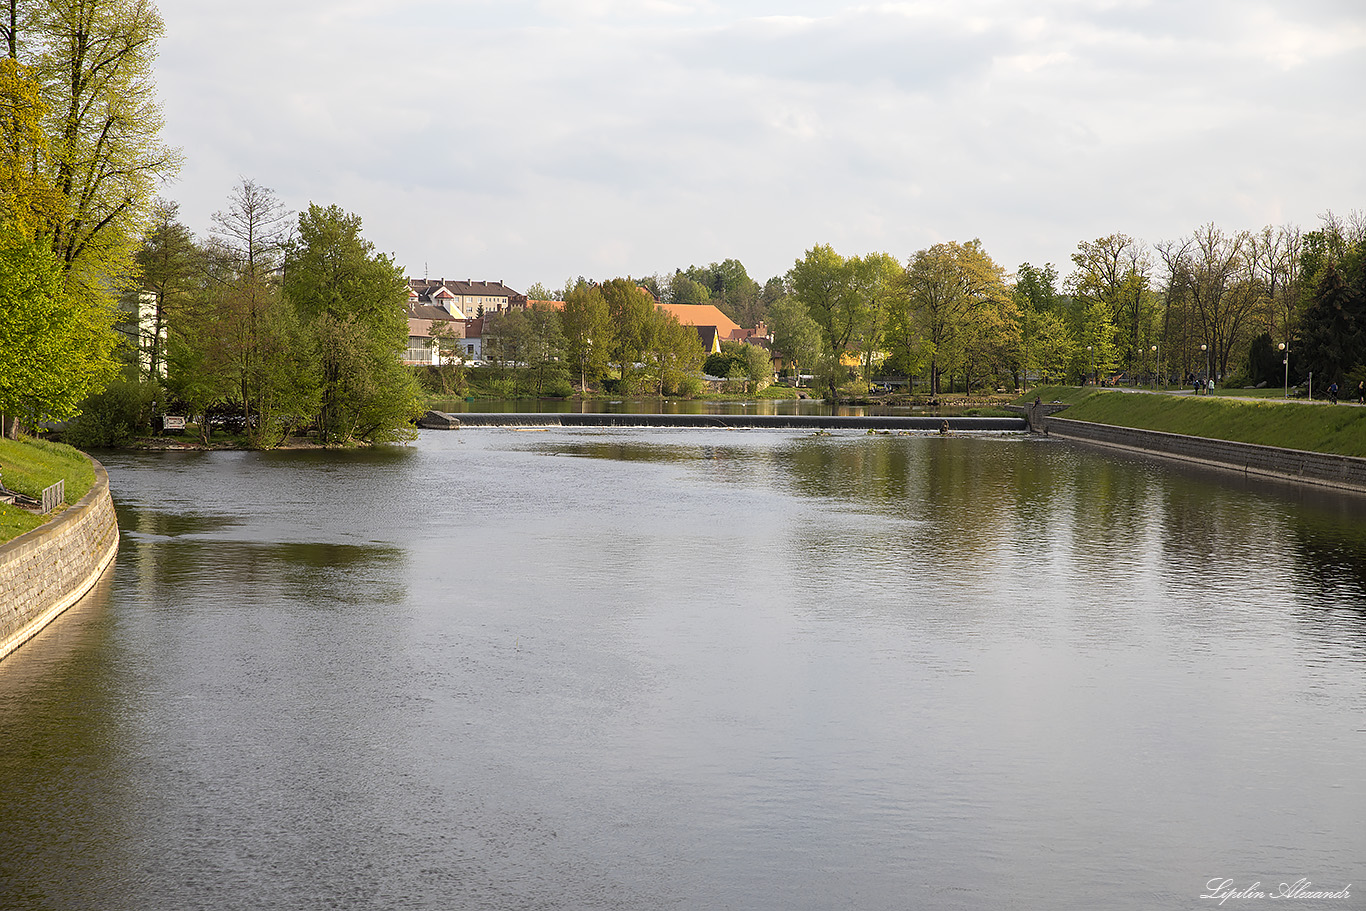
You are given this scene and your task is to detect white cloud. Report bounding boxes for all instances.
[154,0,1366,292]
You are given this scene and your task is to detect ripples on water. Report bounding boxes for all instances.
[1,430,1363,910]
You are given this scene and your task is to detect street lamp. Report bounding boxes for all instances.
[1279,342,1288,399]
[1086,345,1093,385]
[1200,344,1209,393]
[1151,345,1158,389]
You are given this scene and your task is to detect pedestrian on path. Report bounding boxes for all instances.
[1328,381,1339,404]
[1357,381,1364,404]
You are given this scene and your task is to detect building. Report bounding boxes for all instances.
[407,278,521,319]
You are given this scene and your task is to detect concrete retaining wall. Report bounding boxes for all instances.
[1043,416,1366,493]
[0,458,119,662]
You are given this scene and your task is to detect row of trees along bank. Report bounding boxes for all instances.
[428,279,708,400]
[522,214,1366,407]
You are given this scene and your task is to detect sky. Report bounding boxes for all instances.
[153,0,1366,295]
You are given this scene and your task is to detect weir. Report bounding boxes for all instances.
[420,412,1028,431]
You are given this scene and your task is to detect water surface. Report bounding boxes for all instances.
[1,430,1363,910]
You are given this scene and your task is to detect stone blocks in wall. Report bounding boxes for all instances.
[0,460,119,662]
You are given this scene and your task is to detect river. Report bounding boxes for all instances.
[1,429,1363,910]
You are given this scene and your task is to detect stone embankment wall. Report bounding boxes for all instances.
[1040,414,1366,494]
[0,459,119,662]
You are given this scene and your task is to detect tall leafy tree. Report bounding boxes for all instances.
[199,179,304,445]
[764,296,821,385]
[561,281,612,392]
[602,278,654,393]
[0,224,117,436]
[1068,234,1155,380]
[896,240,1008,396]
[31,0,180,294]
[284,203,418,444]
[1296,261,1363,388]
[129,198,197,380]
[0,55,116,437]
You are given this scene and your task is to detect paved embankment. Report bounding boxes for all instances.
[0,458,119,662]
[423,412,1027,431]
[1037,412,1366,494]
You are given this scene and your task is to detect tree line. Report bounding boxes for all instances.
[111,182,419,447]
[564,214,1366,402]
[431,279,707,399]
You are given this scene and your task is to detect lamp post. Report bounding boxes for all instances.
[1151,345,1158,389]
[1279,342,1288,399]
[1087,345,1093,385]
[1200,344,1209,393]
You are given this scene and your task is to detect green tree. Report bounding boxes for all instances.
[198,179,306,446]
[0,224,118,436]
[643,309,704,396]
[848,252,901,380]
[31,0,180,294]
[1296,260,1364,388]
[128,198,197,381]
[1068,234,1155,380]
[603,278,653,393]
[284,203,419,445]
[561,281,612,392]
[766,296,821,385]
[896,240,1008,396]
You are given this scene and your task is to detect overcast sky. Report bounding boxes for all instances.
[154,0,1366,294]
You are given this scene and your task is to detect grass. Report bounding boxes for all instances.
[1022,386,1366,458]
[0,436,98,544]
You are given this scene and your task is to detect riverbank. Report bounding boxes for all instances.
[1023,385,1366,458]
[0,437,97,544]
[0,453,118,661]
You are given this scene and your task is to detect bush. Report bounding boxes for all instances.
[63,379,156,448]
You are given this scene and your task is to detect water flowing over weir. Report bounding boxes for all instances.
[423,411,1027,431]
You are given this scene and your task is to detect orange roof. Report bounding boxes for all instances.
[656,303,740,336]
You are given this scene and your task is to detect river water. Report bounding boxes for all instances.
[1,429,1363,910]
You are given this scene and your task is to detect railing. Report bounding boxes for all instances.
[41,481,64,514]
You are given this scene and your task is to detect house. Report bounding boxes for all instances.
[655,303,742,355]
[407,278,521,318]
[404,303,464,366]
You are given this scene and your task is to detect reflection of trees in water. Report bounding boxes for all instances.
[1286,495,1366,650]
[123,537,407,607]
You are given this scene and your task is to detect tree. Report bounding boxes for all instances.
[284,203,419,444]
[561,281,612,392]
[199,179,303,445]
[31,0,180,294]
[1296,261,1363,388]
[1068,234,1155,381]
[765,296,821,385]
[602,278,653,393]
[0,224,118,436]
[0,57,60,231]
[896,240,1009,396]
[128,198,197,380]
[848,252,901,380]
[642,309,704,397]
[1014,262,1062,388]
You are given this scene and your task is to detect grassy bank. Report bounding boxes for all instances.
[0,437,97,543]
[1023,386,1366,458]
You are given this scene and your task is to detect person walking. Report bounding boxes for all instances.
[1328,381,1339,404]
[1357,380,1364,405]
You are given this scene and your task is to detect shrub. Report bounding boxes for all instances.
[64,379,156,448]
